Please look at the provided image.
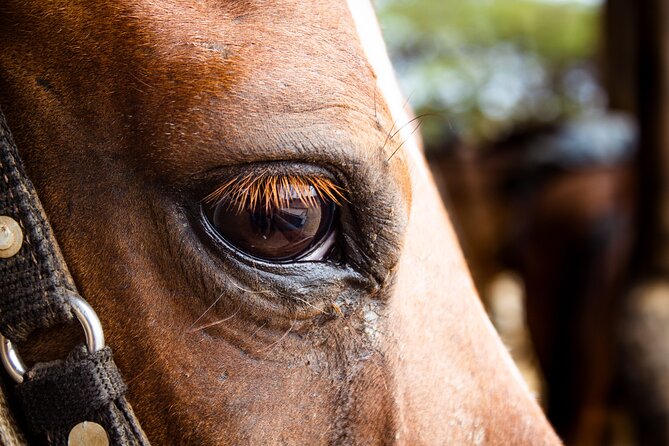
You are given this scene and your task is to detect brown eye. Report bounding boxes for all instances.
[204,182,338,262]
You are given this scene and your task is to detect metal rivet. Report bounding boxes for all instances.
[0,216,22,258]
[68,421,109,446]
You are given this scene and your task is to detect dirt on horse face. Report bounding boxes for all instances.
[0,1,558,444]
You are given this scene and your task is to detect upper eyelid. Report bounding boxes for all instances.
[203,172,348,212]
[190,160,347,188]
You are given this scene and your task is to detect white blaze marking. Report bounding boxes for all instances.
[346,0,533,398]
[345,0,421,160]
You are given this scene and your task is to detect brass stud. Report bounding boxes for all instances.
[0,216,22,258]
[68,421,109,446]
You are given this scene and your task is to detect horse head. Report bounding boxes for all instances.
[0,1,559,444]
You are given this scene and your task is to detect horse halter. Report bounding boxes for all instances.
[0,108,150,445]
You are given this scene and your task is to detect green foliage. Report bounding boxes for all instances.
[377,0,602,150]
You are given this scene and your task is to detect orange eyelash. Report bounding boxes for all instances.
[204,171,347,214]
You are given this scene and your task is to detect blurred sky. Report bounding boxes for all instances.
[377,0,605,150]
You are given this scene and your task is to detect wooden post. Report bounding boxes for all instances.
[602,0,638,115]
[621,1,669,444]
[636,0,669,274]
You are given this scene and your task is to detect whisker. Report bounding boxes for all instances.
[380,90,415,154]
[188,309,240,333]
[228,280,273,295]
[187,292,225,331]
[386,115,429,162]
[388,112,436,141]
[127,356,163,385]
[292,295,327,315]
[255,319,297,353]
[246,321,268,341]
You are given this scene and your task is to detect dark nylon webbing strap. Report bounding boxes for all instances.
[17,346,148,446]
[0,108,150,445]
[0,113,73,343]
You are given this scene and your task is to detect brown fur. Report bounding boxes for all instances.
[0,1,559,444]
[432,141,636,443]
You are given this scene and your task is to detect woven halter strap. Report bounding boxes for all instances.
[0,107,150,446]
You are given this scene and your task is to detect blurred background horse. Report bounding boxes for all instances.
[377,0,669,444]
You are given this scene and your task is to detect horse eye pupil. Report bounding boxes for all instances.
[204,183,338,262]
[250,211,274,239]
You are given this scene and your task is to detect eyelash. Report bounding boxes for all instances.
[203,171,347,212]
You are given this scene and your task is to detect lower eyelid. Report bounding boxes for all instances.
[297,228,338,262]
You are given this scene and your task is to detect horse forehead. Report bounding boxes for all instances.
[37,0,377,102]
[119,0,367,63]
[345,0,421,160]
[110,1,386,128]
[116,3,359,74]
[93,0,411,182]
[6,0,412,189]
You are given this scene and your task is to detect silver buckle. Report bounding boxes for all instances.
[0,295,105,383]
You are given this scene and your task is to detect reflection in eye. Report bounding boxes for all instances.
[203,174,344,262]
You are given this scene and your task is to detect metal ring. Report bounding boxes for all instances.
[0,295,105,383]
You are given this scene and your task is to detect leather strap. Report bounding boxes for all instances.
[17,346,147,446]
[0,111,74,343]
[0,107,150,445]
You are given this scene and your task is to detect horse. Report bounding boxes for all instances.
[0,1,560,444]
[431,115,637,444]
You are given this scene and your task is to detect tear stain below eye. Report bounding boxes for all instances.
[363,300,382,344]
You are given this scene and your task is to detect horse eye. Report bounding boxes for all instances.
[203,183,338,262]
